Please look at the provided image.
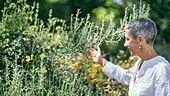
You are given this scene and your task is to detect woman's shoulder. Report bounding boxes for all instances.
[154,56,169,67]
[153,56,170,75]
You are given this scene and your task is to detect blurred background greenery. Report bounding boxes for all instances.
[0,0,169,61]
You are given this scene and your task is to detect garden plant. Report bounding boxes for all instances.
[0,0,150,95]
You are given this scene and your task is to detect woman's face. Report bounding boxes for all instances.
[124,29,139,57]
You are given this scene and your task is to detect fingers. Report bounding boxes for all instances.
[87,47,101,54]
[91,49,98,57]
[90,48,97,53]
[86,47,103,64]
[92,57,98,63]
[97,46,101,55]
[86,47,101,57]
[86,48,95,53]
[86,48,94,58]
[87,48,96,55]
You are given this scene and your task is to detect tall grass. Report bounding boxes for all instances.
[0,0,150,95]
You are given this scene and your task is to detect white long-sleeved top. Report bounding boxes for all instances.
[103,56,170,96]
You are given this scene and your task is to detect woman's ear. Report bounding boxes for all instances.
[137,35,144,45]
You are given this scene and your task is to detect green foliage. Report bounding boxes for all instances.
[0,0,150,96]
[0,0,118,95]
[1,0,35,67]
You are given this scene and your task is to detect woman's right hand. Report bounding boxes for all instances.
[87,46,107,66]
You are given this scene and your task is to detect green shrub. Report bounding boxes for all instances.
[0,0,150,95]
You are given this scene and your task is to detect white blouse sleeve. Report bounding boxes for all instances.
[102,61,137,85]
[155,62,170,96]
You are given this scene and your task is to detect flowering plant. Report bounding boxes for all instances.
[0,0,149,95]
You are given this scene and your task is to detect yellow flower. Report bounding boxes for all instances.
[77,52,83,56]
[60,19,63,23]
[25,56,31,62]
[91,68,98,73]
[109,90,117,95]
[104,89,110,92]
[77,56,84,62]
[31,55,34,60]
[36,45,40,48]
[22,32,26,35]
[102,86,105,90]
[106,85,112,89]
[95,78,102,83]
[92,64,98,67]
[40,53,45,58]
[124,60,127,62]
[119,50,125,54]
[47,46,51,49]
[56,26,61,30]
[71,64,75,69]
[42,66,47,73]
[129,56,134,60]
[121,87,125,91]
[55,56,59,60]
[44,70,47,73]
[65,36,68,40]
[92,64,102,70]
[117,55,120,59]
[84,72,87,77]
[60,64,63,68]
[65,57,70,60]
[96,84,98,87]
[91,80,95,83]
[72,63,80,69]
[57,35,61,38]
[42,66,45,69]
[125,63,130,68]
[66,71,69,74]
[106,79,112,84]
[121,63,125,68]
[113,91,117,95]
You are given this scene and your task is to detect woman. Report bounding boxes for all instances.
[88,18,170,96]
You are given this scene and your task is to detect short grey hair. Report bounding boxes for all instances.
[125,18,157,45]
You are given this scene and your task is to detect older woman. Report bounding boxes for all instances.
[89,18,170,96]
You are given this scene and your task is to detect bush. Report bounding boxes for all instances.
[0,0,150,95]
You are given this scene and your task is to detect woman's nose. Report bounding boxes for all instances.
[124,42,128,47]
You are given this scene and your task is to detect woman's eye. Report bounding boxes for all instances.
[126,38,129,41]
